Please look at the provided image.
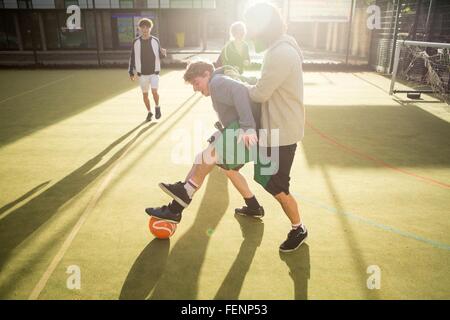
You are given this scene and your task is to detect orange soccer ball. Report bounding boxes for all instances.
[149,216,177,239]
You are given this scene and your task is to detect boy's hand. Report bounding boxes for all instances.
[238,131,258,148]
[161,48,167,57]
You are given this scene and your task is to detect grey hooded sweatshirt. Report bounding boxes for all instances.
[248,35,305,147]
[208,67,259,131]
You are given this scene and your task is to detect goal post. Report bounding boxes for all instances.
[389,40,450,103]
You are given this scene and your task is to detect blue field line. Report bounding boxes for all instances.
[292,192,450,252]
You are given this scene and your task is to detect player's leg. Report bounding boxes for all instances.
[159,145,216,204]
[150,75,161,119]
[139,75,153,121]
[224,169,264,218]
[260,144,307,252]
[274,192,301,225]
[145,145,217,222]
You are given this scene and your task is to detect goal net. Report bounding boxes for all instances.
[390,40,450,104]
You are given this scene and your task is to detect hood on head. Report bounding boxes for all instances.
[269,34,304,62]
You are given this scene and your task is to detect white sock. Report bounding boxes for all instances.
[292,223,305,232]
[184,179,199,199]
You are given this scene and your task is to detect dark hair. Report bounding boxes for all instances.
[138,18,153,29]
[244,3,286,47]
[183,60,215,83]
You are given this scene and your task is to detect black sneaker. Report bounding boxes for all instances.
[159,182,191,208]
[279,226,308,253]
[146,112,153,122]
[145,205,182,224]
[155,106,161,119]
[235,206,265,218]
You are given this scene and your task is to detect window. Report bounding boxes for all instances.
[0,13,19,49]
[135,0,146,8]
[102,11,113,49]
[147,0,158,8]
[43,12,60,49]
[115,16,134,47]
[95,0,110,8]
[170,0,192,9]
[19,12,42,50]
[32,0,55,8]
[3,0,18,8]
[64,0,79,7]
[120,0,133,8]
[78,0,93,8]
[84,11,97,48]
[0,13,9,49]
[18,0,32,8]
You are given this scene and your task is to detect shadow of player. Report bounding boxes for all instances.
[120,168,229,300]
[279,243,310,300]
[0,122,155,297]
[119,238,170,300]
[214,214,264,299]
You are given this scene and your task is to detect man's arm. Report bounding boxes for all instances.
[128,41,135,78]
[154,37,167,58]
[248,46,294,103]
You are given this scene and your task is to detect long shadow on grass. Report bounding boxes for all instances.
[214,215,264,299]
[279,244,310,300]
[119,238,170,300]
[0,122,154,292]
[0,70,167,149]
[120,168,229,300]
[0,181,50,216]
[0,92,201,298]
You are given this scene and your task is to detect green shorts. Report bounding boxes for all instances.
[212,121,292,196]
[212,121,256,171]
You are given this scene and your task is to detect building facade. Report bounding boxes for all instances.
[0,0,219,65]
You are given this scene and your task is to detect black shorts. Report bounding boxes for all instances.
[260,144,297,196]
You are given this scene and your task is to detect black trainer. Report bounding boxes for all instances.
[146,112,153,122]
[279,226,308,253]
[145,205,182,224]
[155,106,161,119]
[235,206,265,218]
[159,181,192,208]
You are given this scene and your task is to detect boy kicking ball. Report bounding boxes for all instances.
[128,18,167,122]
[145,61,264,224]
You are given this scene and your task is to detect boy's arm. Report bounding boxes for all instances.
[128,41,135,77]
[155,37,167,58]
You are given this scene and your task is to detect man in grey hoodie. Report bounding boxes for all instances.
[245,3,308,252]
[145,61,264,223]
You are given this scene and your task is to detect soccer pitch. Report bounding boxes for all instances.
[0,69,449,299]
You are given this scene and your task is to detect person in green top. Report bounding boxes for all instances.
[216,21,251,74]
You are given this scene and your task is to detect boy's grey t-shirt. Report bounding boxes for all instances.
[208,72,259,131]
[140,38,156,75]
